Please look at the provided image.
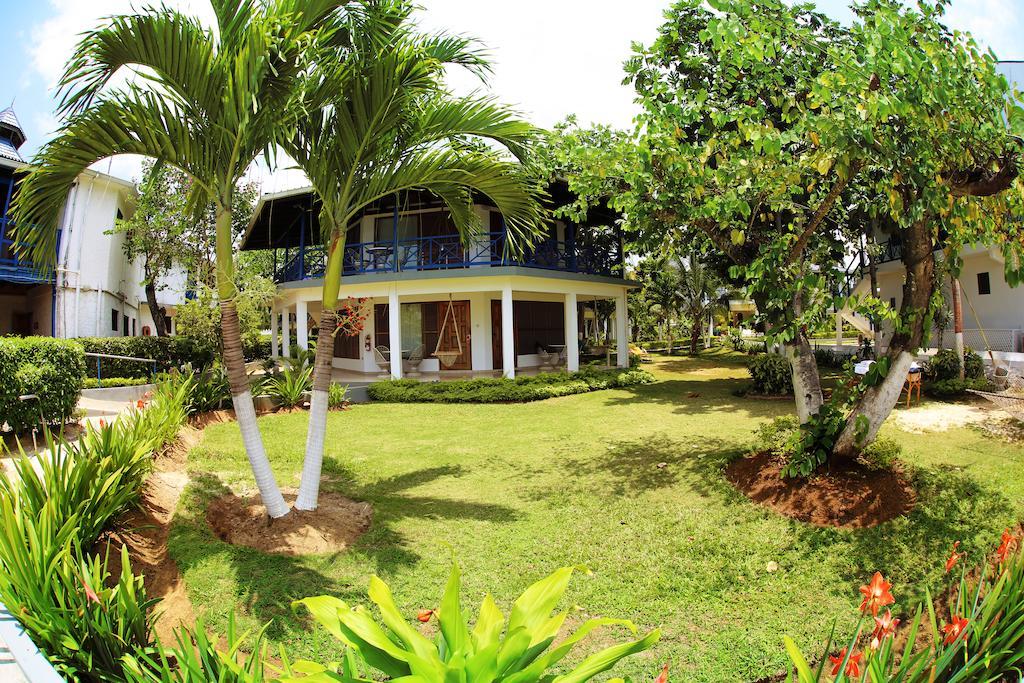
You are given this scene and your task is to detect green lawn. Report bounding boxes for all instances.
[170,350,1024,681]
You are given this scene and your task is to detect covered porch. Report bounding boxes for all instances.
[268,274,631,381]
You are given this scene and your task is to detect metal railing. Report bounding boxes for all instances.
[85,352,158,383]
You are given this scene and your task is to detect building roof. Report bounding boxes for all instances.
[0,106,26,162]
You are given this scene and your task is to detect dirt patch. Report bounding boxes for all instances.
[725,452,916,528]
[189,409,236,430]
[207,489,372,555]
[98,465,194,643]
[893,401,1007,434]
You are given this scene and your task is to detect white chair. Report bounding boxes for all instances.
[537,345,555,371]
[374,345,391,378]
[404,345,424,377]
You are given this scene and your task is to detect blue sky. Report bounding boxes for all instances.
[0,0,1020,187]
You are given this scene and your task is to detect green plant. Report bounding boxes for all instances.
[963,348,985,380]
[926,349,962,382]
[926,377,994,399]
[124,616,272,683]
[268,361,313,409]
[858,437,903,472]
[746,353,793,395]
[82,376,154,389]
[328,383,349,410]
[813,348,852,369]
[187,365,232,414]
[753,416,800,458]
[0,336,85,432]
[78,336,216,379]
[289,563,659,683]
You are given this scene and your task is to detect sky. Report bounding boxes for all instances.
[0,0,1021,191]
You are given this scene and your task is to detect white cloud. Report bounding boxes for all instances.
[945,0,1023,59]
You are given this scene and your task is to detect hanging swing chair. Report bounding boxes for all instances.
[958,286,1024,419]
[433,296,463,368]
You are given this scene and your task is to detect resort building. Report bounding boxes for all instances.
[0,105,188,338]
[242,185,633,379]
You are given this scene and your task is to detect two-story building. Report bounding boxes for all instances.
[242,184,633,379]
[0,105,188,338]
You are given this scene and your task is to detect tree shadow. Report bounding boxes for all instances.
[170,465,520,642]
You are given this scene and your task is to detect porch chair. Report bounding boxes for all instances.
[903,371,922,408]
[536,345,555,371]
[404,345,425,377]
[374,345,391,378]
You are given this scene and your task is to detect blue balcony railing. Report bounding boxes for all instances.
[274,231,620,283]
[0,227,58,284]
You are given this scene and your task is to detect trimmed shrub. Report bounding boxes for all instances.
[82,377,153,389]
[0,337,85,432]
[78,336,216,378]
[746,353,793,395]
[964,348,985,379]
[926,348,962,381]
[368,367,654,403]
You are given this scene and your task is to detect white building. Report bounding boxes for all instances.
[242,185,633,379]
[0,105,188,338]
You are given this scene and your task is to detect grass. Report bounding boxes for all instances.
[169,349,1024,681]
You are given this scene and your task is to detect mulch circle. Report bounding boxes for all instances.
[725,451,916,528]
[207,489,372,556]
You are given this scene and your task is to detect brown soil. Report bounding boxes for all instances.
[189,409,236,430]
[207,489,372,556]
[725,452,916,528]
[99,439,195,643]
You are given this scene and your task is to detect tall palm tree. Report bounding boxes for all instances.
[287,1,545,511]
[12,0,353,518]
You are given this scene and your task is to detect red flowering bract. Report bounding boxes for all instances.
[858,572,895,616]
[654,663,669,683]
[943,615,969,646]
[996,529,1018,565]
[81,578,101,606]
[945,541,962,574]
[829,648,863,678]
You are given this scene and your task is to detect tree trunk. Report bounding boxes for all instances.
[295,307,338,511]
[952,276,965,379]
[221,299,290,518]
[144,279,167,337]
[786,331,824,423]
[834,219,935,458]
[665,321,673,355]
[689,318,701,356]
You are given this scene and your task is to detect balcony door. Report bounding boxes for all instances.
[420,211,463,268]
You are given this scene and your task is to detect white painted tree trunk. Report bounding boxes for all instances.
[295,388,329,510]
[232,389,291,519]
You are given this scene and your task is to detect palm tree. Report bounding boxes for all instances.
[638,257,682,354]
[674,251,724,356]
[11,0,352,518]
[288,1,545,511]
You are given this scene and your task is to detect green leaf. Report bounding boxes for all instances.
[368,575,438,659]
[551,629,660,683]
[507,567,574,635]
[439,563,471,656]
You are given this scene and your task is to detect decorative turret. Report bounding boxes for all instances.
[0,106,27,163]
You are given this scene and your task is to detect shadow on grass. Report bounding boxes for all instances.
[170,465,520,641]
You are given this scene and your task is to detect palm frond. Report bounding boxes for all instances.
[413,96,538,161]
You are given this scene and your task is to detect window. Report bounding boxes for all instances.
[978,272,991,296]
[131,318,136,336]
[111,309,119,331]
[123,314,129,337]
[374,214,419,242]
[333,331,360,359]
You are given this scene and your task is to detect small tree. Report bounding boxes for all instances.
[675,251,724,355]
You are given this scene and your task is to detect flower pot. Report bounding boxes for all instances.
[253,394,279,413]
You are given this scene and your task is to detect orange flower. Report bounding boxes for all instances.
[81,578,101,606]
[829,648,863,678]
[942,614,969,646]
[859,572,895,616]
[872,609,900,644]
[98,418,107,428]
[416,609,434,623]
[654,663,669,683]
[945,541,963,574]
[996,529,1018,565]
[136,399,145,409]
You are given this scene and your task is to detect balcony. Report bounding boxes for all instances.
[0,227,57,285]
[272,231,622,283]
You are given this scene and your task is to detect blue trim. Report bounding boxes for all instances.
[0,604,64,683]
[391,197,399,273]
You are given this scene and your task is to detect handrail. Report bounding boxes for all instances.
[84,352,158,383]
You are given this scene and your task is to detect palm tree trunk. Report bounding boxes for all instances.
[215,203,289,519]
[295,307,337,511]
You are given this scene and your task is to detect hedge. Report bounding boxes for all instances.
[0,337,85,432]
[77,336,216,378]
[746,353,793,395]
[368,367,655,403]
[81,377,154,390]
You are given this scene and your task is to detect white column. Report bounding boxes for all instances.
[270,308,279,358]
[281,309,291,359]
[388,290,402,379]
[564,292,579,372]
[835,311,843,349]
[501,284,515,379]
[615,292,629,368]
[296,299,309,351]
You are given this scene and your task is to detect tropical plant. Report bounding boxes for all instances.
[9,0,352,518]
[288,563,659,683]
[285,0,545,511]
[268,361,314,409]
[674,251,724,355]
[747,354,793,396]
[328,382,349,410]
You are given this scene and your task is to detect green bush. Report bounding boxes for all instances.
[859,437,903,471]
[291,563,659,683]
[367,367,654,403]
[746,353,793,395]
[753,416,800,457]
[328,383,349,409]
[0,337,85,432]
[926,377,994,398]
[78,336,216,378]
[813,347,854,369]
[926,348,962,381]
[267,361,313,408]
[82,376,153,389]
[964,348,985,379]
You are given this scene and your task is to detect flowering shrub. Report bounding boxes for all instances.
[334,297,370,338]
[783,529,1024,681]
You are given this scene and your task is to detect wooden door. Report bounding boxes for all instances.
[435,300,471,370]
[490,300,502,370]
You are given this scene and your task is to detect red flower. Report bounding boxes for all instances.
[98,418,107,429]
[996,529,1018,565]
[136,399,145,409]
[416,609,434,623]
[942,615,969,646]
[945,541,963,574]
[829,648,863,678]
[81,578,101,606]
[872,609,900,644]
[654,663,669,683]
[859,572,895,616]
